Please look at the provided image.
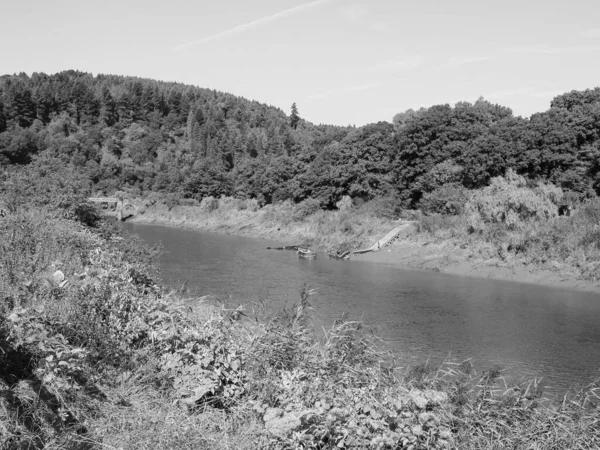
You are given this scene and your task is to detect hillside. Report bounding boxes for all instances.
[1,71,600,211]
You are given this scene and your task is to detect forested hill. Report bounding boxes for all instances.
[1,70,600,210]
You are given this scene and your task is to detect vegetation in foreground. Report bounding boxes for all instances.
[1,170,599,449]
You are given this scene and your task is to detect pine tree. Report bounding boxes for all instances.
[290,102,300,130]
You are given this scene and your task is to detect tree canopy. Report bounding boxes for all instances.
[1,70,600,209]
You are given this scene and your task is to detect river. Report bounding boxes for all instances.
[122,222,600,393]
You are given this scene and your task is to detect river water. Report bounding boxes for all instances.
[122,223,600,393]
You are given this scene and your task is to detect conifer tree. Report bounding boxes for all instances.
[290,102,300,130]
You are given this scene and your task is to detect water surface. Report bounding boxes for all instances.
[123,223,600,392]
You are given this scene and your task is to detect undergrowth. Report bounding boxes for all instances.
[411,171,600,282]
[0,176,599,449]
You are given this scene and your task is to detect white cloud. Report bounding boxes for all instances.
[174,0,334,51]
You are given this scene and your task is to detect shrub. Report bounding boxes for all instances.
[417,214,462,234]
[466,169,562,231]
[238,198,260,212]
[357,196,403,220]
[73,202,102,227]
[164,193,179,211]
[199,196,219,213]
[579,198,600,223]
[292,198,321,221]
[217,196,240,211]
[421,184,471,215]
[335,195,353,211]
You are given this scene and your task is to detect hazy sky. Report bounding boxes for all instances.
[2,0,600,125]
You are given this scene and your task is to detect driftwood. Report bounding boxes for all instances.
[266,245,301,251]
[328,251,350,260]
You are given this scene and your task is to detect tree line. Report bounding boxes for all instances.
[1,70,599,211]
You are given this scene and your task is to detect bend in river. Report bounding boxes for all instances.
[122,223,600,394]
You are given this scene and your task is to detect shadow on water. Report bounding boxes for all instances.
[122,222,600,393]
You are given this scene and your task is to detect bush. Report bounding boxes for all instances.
[217,196,240,211]
[417,214,463,234]
[73,202,103,227]
[292,198,321,221]
[421,184,471,215]
[335,195,353,211]
[247,198,259,212]
[199,196,219,213]
[238,198,260,212]
[466,169,562,231]
[164,193,179,211]
[579,198,600,223]
[357,196,403,220]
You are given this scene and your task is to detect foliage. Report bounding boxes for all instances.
[292,197,321,221]
[1,175,599,448]
[1,71,600,220]
[335,195,353,211]
[466,169,562,231]
[421,184,471,216]
[199,196,219,213]
[356,196,403,220]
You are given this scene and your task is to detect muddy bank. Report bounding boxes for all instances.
[353,240,600,294]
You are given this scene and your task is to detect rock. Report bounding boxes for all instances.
[53,270,65,284]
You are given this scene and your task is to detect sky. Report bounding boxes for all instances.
[1,0,600,126]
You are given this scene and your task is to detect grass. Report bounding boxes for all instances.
[405,202,600,284]
[129,195,398,255]
[1,196,599,449]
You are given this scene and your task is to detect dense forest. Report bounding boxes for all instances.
[1,70,600,210]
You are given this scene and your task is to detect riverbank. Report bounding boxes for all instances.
[126,200,600,295]
[353,239,600,294]
[127,198,398,255]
